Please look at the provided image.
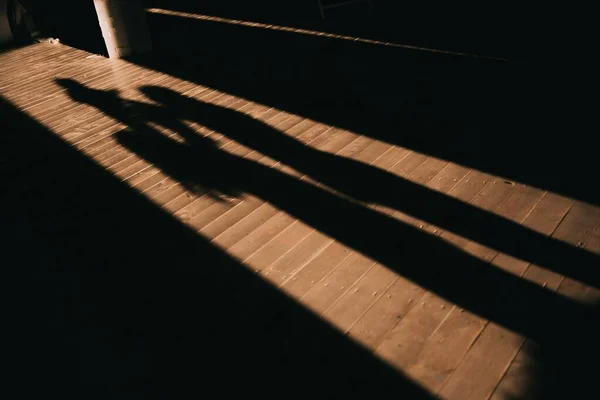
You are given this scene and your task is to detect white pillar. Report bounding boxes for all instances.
[93,0,152,59]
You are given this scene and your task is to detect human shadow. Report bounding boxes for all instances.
[2,95,436,398]
[58,79,600,398]
[136,84,598,291]
[130,7,597,206]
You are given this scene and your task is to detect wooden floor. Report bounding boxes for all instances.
[2,41,599,399]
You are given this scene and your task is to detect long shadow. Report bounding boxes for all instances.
[57,80,599,398]
[1,97,433,398]
[129,8,598,206]
[142,85,600,289]
[54,79,600,290]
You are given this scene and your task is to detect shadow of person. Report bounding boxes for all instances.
[56,78,242,201]
[59,78,600,399]
[137,9,600,208]
[140,85,600,291]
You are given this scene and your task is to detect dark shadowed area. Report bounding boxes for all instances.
[3,95,433,398]
[131,2,598,206]
[51,75,599,399]
[4,1,599,399]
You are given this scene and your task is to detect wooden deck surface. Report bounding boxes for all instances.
[2,40,598,399]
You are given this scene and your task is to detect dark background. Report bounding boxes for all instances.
[5,2,599,399]
[23,0,552,61]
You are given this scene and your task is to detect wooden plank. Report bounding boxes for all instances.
[6,42,313,260]
[35,63,149,118]
[3,53,370,296]
[446,170,492,203]
[459,179,519,263]
[152,183,188,207]
[211,204,281,250]
[106,92,232,196]
[52,69,183,148]
[388,151,429,179]
[488,339,538,400]
[22,61,136,112]
[552,201,600,247]
[200,197,264,239]
[491,253,530,277]
[310,128,362,154]
[375,173,516,390]
[441,196,599,399]
[142,175,181,200]
[347,275,426,348]
[10,58,126,109]
[260,138,395,289]
[387,158,449,233]
[325,265,397,332]
[370,168,542,394]
[1,52,212,220]
[486,185,545,277]
[261,231,334,287]
[347,163,482,348]
[226,212,298,262]
[337,135,374,159]
[496,185,545,222]
[271,142,410,303]
[375,292,454,370]
[180,120,337,247]
[521,264,563,290]
[3,49,98,98]
[492,224,600,400]
[427,163,470,194]
[187,198,245,232]
[353,140,394,165]
[585,226,600,255]
[246,221,314,273]
[145,104,291,205]
[438,323,523,400]
[219,111,298,159]
[151,105,356,262]
[11,60,134,114]
[0,42,66,72]
[5,37,600,400]
[471,178,517,211]
[407,157,449,185]
[301,252,377,314]
[405,307,486,392]
[520,201,599,289]
[324,155,449,333]
[175,193,234,225]
[522,192,573,235]
[280,241,353,300]
[370,146,412,172]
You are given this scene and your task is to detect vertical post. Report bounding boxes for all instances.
[93,0,152,59]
